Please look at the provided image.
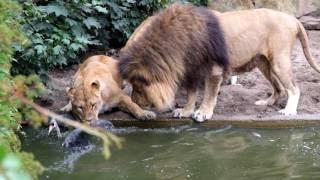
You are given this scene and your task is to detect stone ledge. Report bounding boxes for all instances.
[102,113,320,129]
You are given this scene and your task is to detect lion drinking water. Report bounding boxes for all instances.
[61,55,156,122]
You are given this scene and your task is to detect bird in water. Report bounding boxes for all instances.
[47,113,114,148]
[48,118,62,137]
[48,113,77,137]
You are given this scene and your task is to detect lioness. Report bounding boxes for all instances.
[61,55,156,122]
[117,4,320,122]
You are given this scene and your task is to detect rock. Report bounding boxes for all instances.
[208,0,320,17]
[208,0,320,30]
[47,75,69,91]
[297,0,320,17]
[35,89,54,107]
[208,0,255,11]
[300,15,320,30]
[299,10,320,30]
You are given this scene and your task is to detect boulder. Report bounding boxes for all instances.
[299,10,320,30]
[297,0,320,17]
[208,0,255,11]
[208,0,320,17]
[208,0,320,30]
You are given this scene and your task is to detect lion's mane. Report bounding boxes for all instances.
[118,3,229,110]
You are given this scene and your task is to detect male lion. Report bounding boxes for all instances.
[118,4,229,121]
[212,8,320,118]
[61,55,156,122]
[119,4,320,122]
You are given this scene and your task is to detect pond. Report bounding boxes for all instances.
[21,125,320,180]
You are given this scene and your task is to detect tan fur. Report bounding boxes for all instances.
[61,55,156,122]
[197,8,320,119]
[193,8,320,121]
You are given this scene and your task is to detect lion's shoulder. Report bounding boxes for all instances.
[73,55,122,89]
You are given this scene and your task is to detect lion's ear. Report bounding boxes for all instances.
[66,87,75,98]
[91,80,100,90]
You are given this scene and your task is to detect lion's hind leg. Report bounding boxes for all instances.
[192,66,223,122]
[270,55,300,115]
[173,88,197,118]
[255,57,284,106]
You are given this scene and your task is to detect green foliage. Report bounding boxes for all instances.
[0,0,207,178]
[12,0,207,78]
[0,146,31,180]
[17,152,44,180]
[0,0,44,179]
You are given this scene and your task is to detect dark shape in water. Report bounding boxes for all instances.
[48,113,79,137]
[62,119,114,148]
[62,128,89,148]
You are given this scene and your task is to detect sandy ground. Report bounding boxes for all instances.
[43,31,320,120]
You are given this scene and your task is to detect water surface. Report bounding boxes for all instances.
[21,125,320,179]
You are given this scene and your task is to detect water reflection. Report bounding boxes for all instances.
[21,126,320,180]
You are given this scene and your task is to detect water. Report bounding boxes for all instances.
[21,125,320,180]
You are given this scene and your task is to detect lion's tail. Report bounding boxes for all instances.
[297,20,320,73]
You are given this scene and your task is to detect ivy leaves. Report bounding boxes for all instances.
[83,17,101,29]
[12,0,206,78]
[0,1,44,179]
[38,5,68,17]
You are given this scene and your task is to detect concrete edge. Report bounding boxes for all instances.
[107,114,320,129]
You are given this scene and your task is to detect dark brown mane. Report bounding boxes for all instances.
[118,3,229,89]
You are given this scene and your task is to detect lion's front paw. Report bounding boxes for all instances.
[173,108,193,118]
[192,110,213,122]
[278,108,296,116]
[137,110,157,120]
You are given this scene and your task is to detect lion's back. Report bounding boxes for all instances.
[74,55,122,88]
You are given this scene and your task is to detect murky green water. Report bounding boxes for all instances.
[21,125,320,180]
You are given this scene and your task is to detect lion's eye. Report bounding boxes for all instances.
[91,103,96,109]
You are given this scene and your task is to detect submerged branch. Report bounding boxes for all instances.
[14,92,122,159]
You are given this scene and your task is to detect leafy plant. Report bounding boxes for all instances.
[0,0,44,179]
[12,0,207,79]
[1,1,123,179]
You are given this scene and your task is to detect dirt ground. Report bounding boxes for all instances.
[43,31,320,120]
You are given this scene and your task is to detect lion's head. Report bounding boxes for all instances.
[67,80,104,122]
[119,4,229,115]
[125,69,176,112]
[65,55,122,122]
